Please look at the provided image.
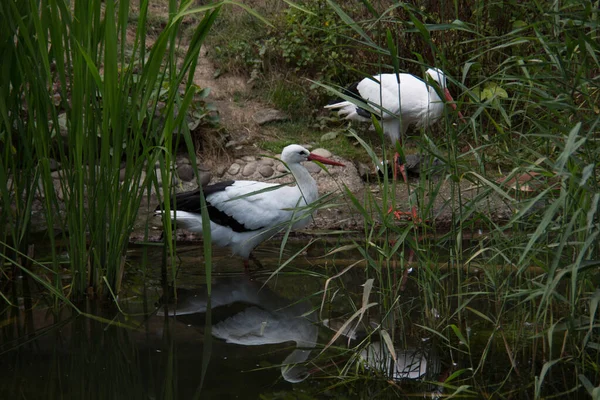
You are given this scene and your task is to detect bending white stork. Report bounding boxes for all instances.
[324,67,464,221]
[157,276,318,383]
[155,144,344,269]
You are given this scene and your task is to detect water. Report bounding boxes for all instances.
[3,242,434,399]
[1,239,587,399]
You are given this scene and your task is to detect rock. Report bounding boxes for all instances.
[196,161,211,172]
[119,167,127,182]
[176,155,191,166]
[57,113,68,137]
[228,163,241,175]
[305,163,322,174]
[258,158,274,166]
[215,165,227,177]
[155,168,179,186]
[242,162,257,176]
[50,170,63,179]
[234,159,246,166]
[199,171,211,186]
[258,165,274,177]
[311,148,332,158]
[48,158,60,171]
[177,164,195,182]
[276,163,287,173]
[355,162,372,181]
[252,108,290,125]
[241,156,256,162]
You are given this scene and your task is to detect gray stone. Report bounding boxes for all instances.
[305,162,322,174]
[241,156,256,162]
[57,113,68,137]
[356,162,371,180]
[258,165,274,177]
[199,171,211,186]
[48,158,60,171]
[258,158,274,166]
[119,167,127,182]
[215,165,227,177]
[252,108,290,125]
[176,155,191,166]
[197,161,211,172]
[234,159,246,166]
[50,170,63,179]
[242,162,257,177]
[311,148,332,158]
[177,164,195,182]
[228,163,241,175]
[276,163,288,173]
[155,169,178,186]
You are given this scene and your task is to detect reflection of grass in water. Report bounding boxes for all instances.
[1,0,599,398]
[304,0,600,398]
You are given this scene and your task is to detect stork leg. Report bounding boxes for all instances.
[390,152,421,224]
[250,253,264,269]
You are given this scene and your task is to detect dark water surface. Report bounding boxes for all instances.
[1,242,401,399]
[3,238,562,399]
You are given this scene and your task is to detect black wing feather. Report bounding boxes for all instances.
[157,180,258,233]
[327,81,380,120]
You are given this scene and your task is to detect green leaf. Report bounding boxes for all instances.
[320,131,338,141]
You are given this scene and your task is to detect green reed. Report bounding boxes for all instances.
[0,0,226,300]
[312,0,599,397]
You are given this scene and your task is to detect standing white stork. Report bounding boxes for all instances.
[155,144,344,269]
[324,67,465,221]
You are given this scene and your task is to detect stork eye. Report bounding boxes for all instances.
[298,150,308,155]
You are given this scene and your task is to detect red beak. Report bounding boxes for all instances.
[444,88,466,123]
[307,153,345,167]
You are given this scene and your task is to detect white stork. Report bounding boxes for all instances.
[325,67,465,221]
[156,144,344,269]
[325,67,464,178]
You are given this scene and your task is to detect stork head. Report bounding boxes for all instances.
[425,68,466,123]
[425,67,447,89]
[281,144,344,166]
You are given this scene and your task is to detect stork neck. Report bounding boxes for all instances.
[288,162,318,203]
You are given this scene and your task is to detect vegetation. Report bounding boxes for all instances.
[1,0,599,399]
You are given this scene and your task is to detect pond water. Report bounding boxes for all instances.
[0,241,444,399]
[0,239,588,399]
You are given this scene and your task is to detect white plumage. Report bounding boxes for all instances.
[325,68,464,146]
[156,144,344,268]
[157,277,318,383]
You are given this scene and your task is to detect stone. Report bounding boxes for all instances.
[258,158,274,166]
[176,155,191,166]
[177,164,195,182]
[311,148,332,158]
[242,162,257,176]
[155,169,178,186]
[119,167,127,182]
[252,108,290,125]
[241,156,256,162]
[199,171,211,187]
[356,162,372,181]
[227,163,241,175]
[258,165,274,178]
[48,158,60,171]
[215,165,227,177]
[50,170,63,179]
[276,163,287,173]
[305,162,322,174]
[234,159,246,166]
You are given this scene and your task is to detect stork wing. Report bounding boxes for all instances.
[208,181,308,232]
